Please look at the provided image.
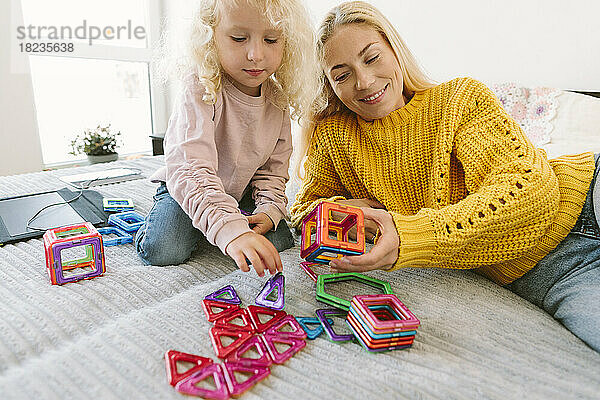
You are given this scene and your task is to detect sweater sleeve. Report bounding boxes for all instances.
[389,79,560,270]
[250,109,292,229]
[289,125,350,229]
[164,82,251,254]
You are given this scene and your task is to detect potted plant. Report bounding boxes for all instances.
[70,124,122,164]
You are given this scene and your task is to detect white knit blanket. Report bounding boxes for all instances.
[0,156,598,400]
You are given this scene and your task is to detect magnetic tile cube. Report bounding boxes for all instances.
[43,222,105,285]
[300,201,365,264]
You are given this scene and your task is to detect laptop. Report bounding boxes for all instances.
[59,168,142,187]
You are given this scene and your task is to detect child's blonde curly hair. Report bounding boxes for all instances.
[160,0,321,122]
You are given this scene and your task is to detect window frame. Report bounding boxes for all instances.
[22,0,168,168]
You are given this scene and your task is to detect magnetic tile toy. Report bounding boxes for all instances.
[348,309,416,339]
[164,350,213,386]
[261,333,306,364]
[295,317,333,340]
[43,222,105,285]
[214,308,256,333]
[205,285,242,305]
[107,210,144,233]
[102,198,134,212]
[300,201,365,264]
[223,361,270,396]
[97,226,133,246]
[175,363,229,399]
[346,321,412,353]
[263,315,307,339]
[166,282,319,399]
[246,305,287,333]
[346,294,420,352]
[299,261,331,283]
[210,326,254,359]
[225,335,273,367]
[202,299,241,323]
[315,308,355,342]
[352,294,420,331]
[255,272,285,310]
[349,328,413,350]
[347,313,415,345]
[315,273,394,311]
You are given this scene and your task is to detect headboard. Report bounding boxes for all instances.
[573,90,600,99]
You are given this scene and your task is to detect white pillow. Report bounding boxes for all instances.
[491,83,600,159]
[542,91,600,159]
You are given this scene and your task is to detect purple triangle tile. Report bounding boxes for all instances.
[204,285,241,305]
[255,272,285,310]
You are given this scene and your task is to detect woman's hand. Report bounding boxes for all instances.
[335,198,384,242]
[246,212,274,235]
[329,208,399,272]
[225,231,283,277]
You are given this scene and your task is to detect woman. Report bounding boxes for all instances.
[290,1,599,351]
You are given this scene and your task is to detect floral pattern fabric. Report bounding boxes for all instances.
[491,83,561,147]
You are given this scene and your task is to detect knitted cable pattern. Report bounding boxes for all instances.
[290,77,595,285]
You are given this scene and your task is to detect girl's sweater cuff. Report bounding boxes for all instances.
[254,203,285,231]
[214,219,253,254]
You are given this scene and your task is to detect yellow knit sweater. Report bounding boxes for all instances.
[290,78,595,285]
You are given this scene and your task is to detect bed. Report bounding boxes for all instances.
[0,85,599,399]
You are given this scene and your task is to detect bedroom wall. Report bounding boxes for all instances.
[2,0,599,176]
[0,0,44,176]
[306,0,600,90]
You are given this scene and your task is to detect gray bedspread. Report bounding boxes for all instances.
[0,156,598,400]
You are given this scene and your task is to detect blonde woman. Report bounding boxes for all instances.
[137,0,320,277]
[290,1,599,351]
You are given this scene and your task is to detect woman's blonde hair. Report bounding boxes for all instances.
[158,0,321,121]
[295,0,437,177]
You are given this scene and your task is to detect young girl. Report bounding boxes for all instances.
[136,0,320,277]
[291,1,600,352]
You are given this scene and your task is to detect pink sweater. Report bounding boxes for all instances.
[150,74,292,254]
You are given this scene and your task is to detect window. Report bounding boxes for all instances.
[20,0,166,166]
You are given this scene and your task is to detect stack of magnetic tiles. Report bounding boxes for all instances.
[99,200,144,247]
[346,294,420,352]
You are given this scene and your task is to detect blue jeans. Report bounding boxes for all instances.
[507,154,600,352]
[135,183,294,266]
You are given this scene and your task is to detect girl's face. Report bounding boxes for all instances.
[323,23,406,121]
[214,1,284,97]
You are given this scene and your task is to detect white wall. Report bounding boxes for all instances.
[159,0,600,113]
[0,0,44,176]
[2,0,599,177]
[307,0,600,90]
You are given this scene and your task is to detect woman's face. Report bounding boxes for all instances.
[323,23,406,121]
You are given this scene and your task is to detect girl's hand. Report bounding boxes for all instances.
[335,198,385,242]
[246,212,274,235]
[225,231,283,277]
[329,208,399,272]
